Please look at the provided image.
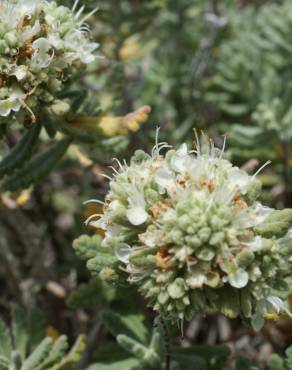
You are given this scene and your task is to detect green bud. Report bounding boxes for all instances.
[167,278,187,299]
[236,249,255,268]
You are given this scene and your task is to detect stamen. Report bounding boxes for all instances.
[101,173,113,181]
[75,5,85,19]
[20,99,36,123]
[193,128,201,156]
[252,161,271,179]
[84,213,102,225]
[112,157,123,169]
[72,0,79,12]
[210,138,215,158]
[109,166,120,175]
[79,7,99,25]
[83,199,105,205]
[219,134,227,160]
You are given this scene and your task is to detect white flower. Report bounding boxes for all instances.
[126,187,148,226]
[170,143,189,173]
[0,0,41,26]
[234,202,273,229]
[251,296,289,331]
[228,268,249,288]
[243,236,263,252]
[0,90,22,117]
[115,243,132,263]
[155,166,175,189]
[220,261,249,288]
[20,19,41,43]
[32,38,53,69]
[63,31,98,65]
[8,65,27,81]
[228,167,251,193]
[186,273,206,288]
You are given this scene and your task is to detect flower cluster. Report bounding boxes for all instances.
[87,132,292,329]
[0,0,98,123]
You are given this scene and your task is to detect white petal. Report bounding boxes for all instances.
[243,236,263,252]
[170,144,188,173]
[80,52,95,64]
[10,98,21,112]
[155,166,174,188]
[186,273,206,288]
[251,313,265,331]
[0,100,12,117]
[234,202,273,229]
[33,37,51,52]
[115,243,132,263]
[266,296,282,313]
[228,268,249,288]
[127,207,148,225]
[228,167,251,193]
[177,143,188,155]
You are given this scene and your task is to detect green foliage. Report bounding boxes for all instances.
[205,0,292,167]
[1,137,73,192]
[90,309,230,370]
[0,124,41,178]
[0,307,84,370]
[67,277,117,309]
[73,235,120,282]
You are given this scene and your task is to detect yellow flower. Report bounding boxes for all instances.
[68,105,151,137]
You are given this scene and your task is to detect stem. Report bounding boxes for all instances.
[158,317,171,370]
[283,140,291,206]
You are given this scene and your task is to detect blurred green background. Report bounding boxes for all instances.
[0,1,291,369]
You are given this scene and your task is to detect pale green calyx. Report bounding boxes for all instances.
[0,0,98,123]
[85,132,292,330]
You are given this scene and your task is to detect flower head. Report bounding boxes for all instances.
[86,131,292,329]
[0,0,99,123]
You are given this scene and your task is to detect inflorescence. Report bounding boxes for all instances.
[86,131,292,330]
[0,0,98,123]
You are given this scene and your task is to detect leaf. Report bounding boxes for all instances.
[50,335,85,370]
[255,209,292,238]
[2,137,72,192]
[268,354,285,370]
[0,355,9,370]
[102,310,150,344]
[87,358,139,370]
[116,335,148,360]
[12,306,29,362]
[0,124,41,178]
[93,343,130,364]
[285,346,292,369]
[34,336,68,370]
[67,278,117,309]
[86,255,118,274]
[0,320,12,362]
[172,345,230,370]
[171,352,206,370]
[236,357,256,370]
[21,338,53,370]
[27,309,45,353]
[72,235,103,261]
